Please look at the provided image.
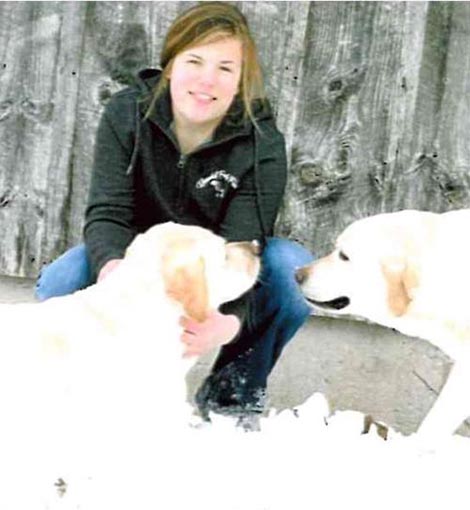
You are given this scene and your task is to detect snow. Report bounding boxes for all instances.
[2,391,469,510]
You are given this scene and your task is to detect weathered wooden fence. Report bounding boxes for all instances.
[1,1,469,278]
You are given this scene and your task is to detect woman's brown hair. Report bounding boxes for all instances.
[148,2,266,124]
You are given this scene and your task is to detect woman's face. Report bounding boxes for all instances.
[169,36,243,130]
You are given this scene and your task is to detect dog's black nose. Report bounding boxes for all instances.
[295,266,309,285]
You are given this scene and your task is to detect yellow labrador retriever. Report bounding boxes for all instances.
[0,222,260,495]
[296,209,470,441]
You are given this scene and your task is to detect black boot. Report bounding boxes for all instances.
[194,361,266,422]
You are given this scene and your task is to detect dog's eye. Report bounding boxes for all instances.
[339,250,350,261]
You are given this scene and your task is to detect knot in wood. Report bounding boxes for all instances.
[299,162,324,185]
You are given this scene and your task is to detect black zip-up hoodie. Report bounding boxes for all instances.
[84,69,287,279]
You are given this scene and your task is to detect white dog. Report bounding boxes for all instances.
[296,209,470,441]
[0,222,260,508]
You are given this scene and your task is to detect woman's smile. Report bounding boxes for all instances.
[189,91,217,104]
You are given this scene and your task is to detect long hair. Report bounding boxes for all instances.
[147,2,266,124]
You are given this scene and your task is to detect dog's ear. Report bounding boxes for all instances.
[162,255,210,322]
[381,257,418,317]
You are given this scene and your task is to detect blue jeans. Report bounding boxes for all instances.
[35,238,314,414]
[35,244,93,301]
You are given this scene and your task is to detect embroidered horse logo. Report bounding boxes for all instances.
[196,170,239,198]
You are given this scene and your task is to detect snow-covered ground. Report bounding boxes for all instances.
[2,392,469,510]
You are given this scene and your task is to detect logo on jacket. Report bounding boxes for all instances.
[196,170,239,199]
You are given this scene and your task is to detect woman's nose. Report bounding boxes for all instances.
[197,65,218,87]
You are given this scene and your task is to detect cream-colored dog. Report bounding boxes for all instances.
[0,222,260,505]
[296,209,470,441]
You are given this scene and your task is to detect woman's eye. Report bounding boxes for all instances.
[220,66,233,73]
[339,251,349,261]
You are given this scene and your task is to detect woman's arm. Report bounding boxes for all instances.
[84,93,137,278]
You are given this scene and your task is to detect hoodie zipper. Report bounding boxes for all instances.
[177,154,187,169]
[175,154,187,211]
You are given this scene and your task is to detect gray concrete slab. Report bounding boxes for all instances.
[188,314,460,436]
[0,275,462,437]
[0,275,36,303]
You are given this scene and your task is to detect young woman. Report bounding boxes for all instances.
[36,2,314,419]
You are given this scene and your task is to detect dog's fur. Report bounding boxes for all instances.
[297,209,470,440]
[0,222,260,498]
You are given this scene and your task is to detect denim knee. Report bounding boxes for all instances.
[263,237,314,276]
[260,237,315,317]
[35,244,92,301]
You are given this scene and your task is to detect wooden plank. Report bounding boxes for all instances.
[41,2,87,266]
[431,2,470,209]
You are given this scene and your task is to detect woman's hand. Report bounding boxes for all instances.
[180,310,241,358]
[98,258,123,282]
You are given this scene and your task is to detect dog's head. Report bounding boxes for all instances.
[296,211,435,323]
[125,222,261,322]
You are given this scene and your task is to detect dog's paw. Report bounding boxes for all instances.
[362,414,390,440]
